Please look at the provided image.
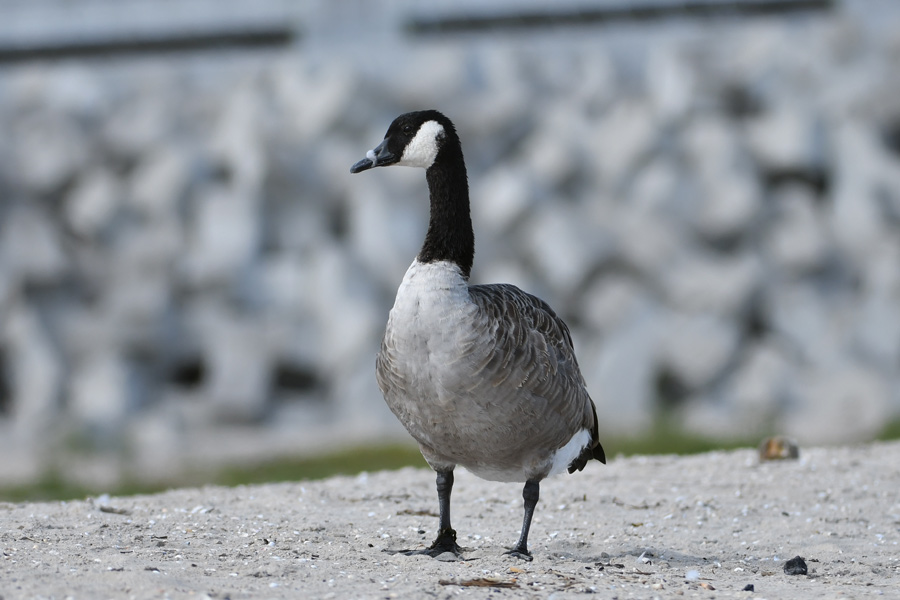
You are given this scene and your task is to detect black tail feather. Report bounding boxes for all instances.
[567,439,606,473]
[567,401,607,473]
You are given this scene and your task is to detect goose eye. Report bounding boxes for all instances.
[402,125,413,135]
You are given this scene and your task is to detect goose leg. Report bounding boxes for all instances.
[403,469,462,558]
[505,479,539,561]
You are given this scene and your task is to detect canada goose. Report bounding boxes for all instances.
[350,110,606,560]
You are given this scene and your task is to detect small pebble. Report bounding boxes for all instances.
[758,436,800,460]
[783,556,808,575]
[742,583,755,591]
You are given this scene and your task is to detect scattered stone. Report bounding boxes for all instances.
[98,504,131,516]
[784,365,891,444]
[659,313,740,390]
[764,283,846,367]
[582,312,660,434]
[742,583,755,592]
[647,44,695,120]
[471,164,534,234]
[3,305,63,436]
[197,310,274,423]
[68,352,131,432]
[587,98,658,186]
[180,185,259,286]
[0,206,68,285]
[522,203,613,296]
[579,274,649,334]
[763,185,829,274]
[693,170,761,241]
[65,167,121,238]
[128,144,190,216]
[729,341,792,430]
[1,2,900,480]
[661,251,760,316]
[102,87,171,159]
[745,106,822,171]
[12,112,88,193]
[758,436,800,461]
[829,121,893,263]
[617,210,679,276]
[853,288,900,369]
[783,556,808,576]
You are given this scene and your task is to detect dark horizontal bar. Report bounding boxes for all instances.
[0,27,295,63]
[407,0,834,34]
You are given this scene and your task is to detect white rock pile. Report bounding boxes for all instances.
[1,1,899,484]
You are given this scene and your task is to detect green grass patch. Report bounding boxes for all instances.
[877,418,900,442]
[602,420,758,458]
[0,469,161,504]
[0,444,429,504]
[20,419,900,504]
[212,443,428,487]
[6,419,898,504]
[0,431,750,503]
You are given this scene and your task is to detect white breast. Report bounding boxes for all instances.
[385,260,475,382]
[392,259,470,318]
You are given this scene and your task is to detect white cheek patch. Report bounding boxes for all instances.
[398,120,444,169]
[366,148,377,165]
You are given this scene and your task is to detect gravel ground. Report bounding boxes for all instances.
[2,442,899,599]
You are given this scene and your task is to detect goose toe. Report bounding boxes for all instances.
[504,547,533,562]
[390,527,463,560]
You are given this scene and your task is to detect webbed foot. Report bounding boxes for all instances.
[504,545,533,562]
[387,528,463,559]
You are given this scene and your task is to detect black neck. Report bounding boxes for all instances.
[417,148,474,279]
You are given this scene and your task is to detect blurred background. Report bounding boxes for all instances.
[1,0,899,499]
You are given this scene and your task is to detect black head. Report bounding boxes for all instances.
[350,110,458,174]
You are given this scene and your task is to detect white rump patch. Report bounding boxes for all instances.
[547,428,592,477]
[398,120,444,169]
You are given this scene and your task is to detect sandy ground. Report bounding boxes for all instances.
[1,441,898,600]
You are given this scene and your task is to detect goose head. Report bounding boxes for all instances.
[350,110,457,173]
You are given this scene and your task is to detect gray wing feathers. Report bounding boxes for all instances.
[467,284,598,451]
